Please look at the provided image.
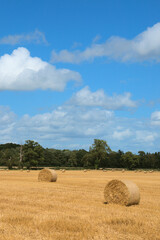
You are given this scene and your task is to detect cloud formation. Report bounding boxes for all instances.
[0,99,158,152]
[0,47,81,91]
[113,129,132,140]
[151,111,160,125]
[0,30,48,45]
[69,86,137,110]
[51,22,160,63]
[0,103,158,152]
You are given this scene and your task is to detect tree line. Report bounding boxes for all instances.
[0,139,160,170]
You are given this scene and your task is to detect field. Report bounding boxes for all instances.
[0,170,160,240]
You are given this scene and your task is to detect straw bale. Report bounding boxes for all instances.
[84,169,87,172]
[38,168,57,182]
[62,169,65,173]
[104,179,140,206]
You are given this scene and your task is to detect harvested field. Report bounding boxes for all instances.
[0,170,160,240]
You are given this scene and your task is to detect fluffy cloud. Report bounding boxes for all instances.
[0,97,159,152]
[135,131,157,143]
[0,30,48,45]
[0,47,81,91]
[69,86,137,110]
[113,129,132,140]
[51,22,160,63]
[151,111,160,125]
[0,101,159,152]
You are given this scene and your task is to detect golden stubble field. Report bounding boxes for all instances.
[0,170,160,240]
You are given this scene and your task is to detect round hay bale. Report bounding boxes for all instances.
[84,169,87,172]
[122,169,125,173]
[62,169,65,173]
[104,179,140,206]
[27,170,30,172]
[103,169,106,172]
[38,169,57,182]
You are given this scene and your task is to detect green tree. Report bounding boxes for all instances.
[121,151,139,169]
[82,152,94,168]
[23,140,44,169]
[68,151,77,167]
[108,151,123,168]
[1,148,19,169]
[138,151,146,168]
[89,139,112,168]
[76,149,88,167]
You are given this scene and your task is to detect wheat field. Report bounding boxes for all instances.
[0,170,159,240]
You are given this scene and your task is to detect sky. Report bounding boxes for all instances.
[0,0,160,153]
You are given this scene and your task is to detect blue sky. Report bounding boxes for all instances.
[0,0,160,152]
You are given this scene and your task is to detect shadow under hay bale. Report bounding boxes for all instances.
[38,169,57,182]
[104,179,140,206]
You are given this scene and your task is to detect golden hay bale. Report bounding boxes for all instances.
[104,179,140,206]
[122,169,125,173]
[38,169,57,182]
[103,169,106,172]
[62,169,65,173]
[27,170,30,172]
[84,169,87,172]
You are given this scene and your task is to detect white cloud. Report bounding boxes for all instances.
[113,129,132,140]
[0,47,81,91]
[135,131,157,143]
[69,86,137,110]
[151,111,160,126]
[51,22,160,63]
[0,103,159,152]
[0,30,48,45]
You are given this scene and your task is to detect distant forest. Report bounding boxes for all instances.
[0,139,160,170]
